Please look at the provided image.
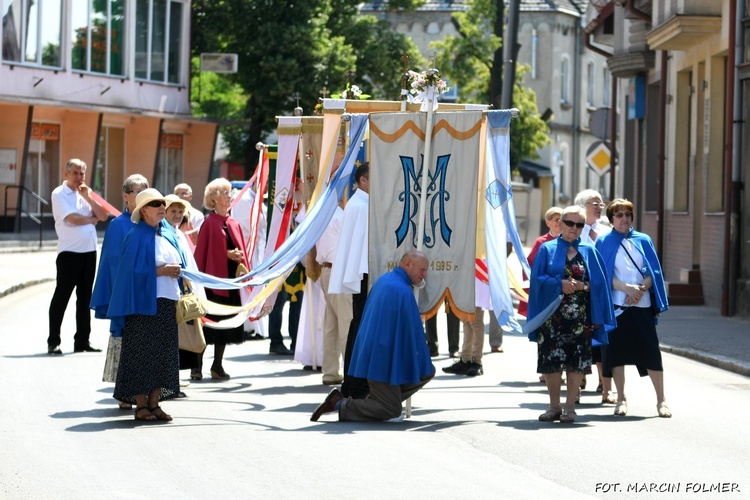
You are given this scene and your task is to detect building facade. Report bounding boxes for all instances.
[0,0,216,230]
[586,0,750,316]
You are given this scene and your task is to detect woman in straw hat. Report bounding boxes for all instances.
[108,188,185,421]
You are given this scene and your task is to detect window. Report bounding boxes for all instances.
[154,133,183,194]
[587,62,595,106]
[2,0,62,67]
[603,69,611,107]
[71,0,126,76]
[93,126,125,204]
[560,56,570,104]
[135,0,184,84]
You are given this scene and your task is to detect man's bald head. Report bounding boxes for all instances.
[399,250,429,286]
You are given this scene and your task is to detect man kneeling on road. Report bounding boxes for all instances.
[311,250,435,422]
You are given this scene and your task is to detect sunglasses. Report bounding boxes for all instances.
[614,211,633,218]
[562,219,585,229]
[146,200,166,208]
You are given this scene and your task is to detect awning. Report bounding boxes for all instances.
[518,160,553,179]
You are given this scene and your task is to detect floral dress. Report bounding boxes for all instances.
[536,252,593,374]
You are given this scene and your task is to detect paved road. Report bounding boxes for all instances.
[1,282,748,499]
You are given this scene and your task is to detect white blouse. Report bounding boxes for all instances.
[612,237,651,316]
[155,234,181,300]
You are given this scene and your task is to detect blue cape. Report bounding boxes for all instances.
[90,212,133,336]
[527,236,616,345]
[106,220,184,332]
[595,227,668,316]
[348,267,434,385]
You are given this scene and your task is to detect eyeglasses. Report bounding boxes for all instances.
[586,201,606,208]
[614,211,633,218]
[146,200,166,208]
[126,189,143,195]
[562,219,585,229]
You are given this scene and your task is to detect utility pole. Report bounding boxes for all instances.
[501,0,521,109]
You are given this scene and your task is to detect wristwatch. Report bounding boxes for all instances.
[583,283,589,292]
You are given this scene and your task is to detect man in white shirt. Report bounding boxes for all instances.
[174,183,204,243]
[48,159,108,354]
[329,163,370,398]
[316,204,352,385]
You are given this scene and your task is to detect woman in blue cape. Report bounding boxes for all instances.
[90,174,148,410]
[108,189,185,422]
[526,206,616,423]
[595,198,672,418]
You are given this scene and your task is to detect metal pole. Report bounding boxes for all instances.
[406,73,439,419]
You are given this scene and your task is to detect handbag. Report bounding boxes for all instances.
[176,279,206,324]
[178,318,206,353]
[620,241,659,316]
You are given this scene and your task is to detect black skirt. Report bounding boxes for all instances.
[114,298,180,404]
[602,306,664,377]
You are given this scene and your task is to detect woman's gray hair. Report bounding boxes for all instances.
[203,177,231,210]
[574,189,602,207]
[122,174,149,193]
[561,205,586,221]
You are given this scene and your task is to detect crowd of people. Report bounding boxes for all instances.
[47,157,670,424]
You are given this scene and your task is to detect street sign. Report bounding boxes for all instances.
[200,53,238,73]
[585,141,611,177]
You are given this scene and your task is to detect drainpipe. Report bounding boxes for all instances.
[657,52,667,262]
[724,0,741,316]
[609,73,618,200]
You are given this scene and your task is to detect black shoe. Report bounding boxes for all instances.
[269,344,293,355]
[442,359,471,375]
[74,344,102,353]
[466,361,483,377]
[47,345,63,355]
[310,388,344,421]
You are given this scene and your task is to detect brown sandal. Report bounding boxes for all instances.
[118,401,133,411]
[148,405,173,421]
[560,410,577,423]
[134,407,156,421]
[538,407,562,422]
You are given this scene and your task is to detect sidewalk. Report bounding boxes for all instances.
[1,245,748,377]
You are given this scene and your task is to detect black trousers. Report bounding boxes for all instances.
[48,251,96,349]
[268,287,302,350]
[425,306,460,355]
[341,274,369,399]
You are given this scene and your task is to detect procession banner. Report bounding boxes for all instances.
[368,111,482,319]
[181,114,369,289]
[265,116,300,256]
[484,110,530,333]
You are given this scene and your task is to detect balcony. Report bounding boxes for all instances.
[646,15,722,51]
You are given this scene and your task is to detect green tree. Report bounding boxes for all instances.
[192,0,424,172]
[431,0,549,167]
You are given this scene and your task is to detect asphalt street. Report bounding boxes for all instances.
[1,281,748,500]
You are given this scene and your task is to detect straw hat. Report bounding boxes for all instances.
[165,194,192,212]
[131,188,167,223]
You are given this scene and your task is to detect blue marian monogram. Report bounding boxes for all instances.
[395,154,452,248]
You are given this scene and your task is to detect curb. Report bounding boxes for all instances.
[0,278,55,300]
[660,343,750,378]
